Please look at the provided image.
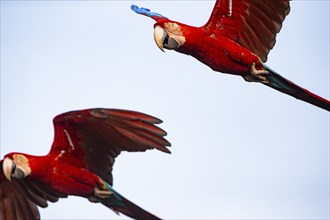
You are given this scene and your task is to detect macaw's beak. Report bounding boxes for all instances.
[3,157,26,181]
[153,25,180,52]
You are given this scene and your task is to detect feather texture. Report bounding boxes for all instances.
[204,0,290,62]
[51,108,171,184]
[0,161,66,220]
[263,65,330,111]
[1,108,170,219]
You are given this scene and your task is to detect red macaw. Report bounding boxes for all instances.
[0,108,171,220]
[131,1,330,111]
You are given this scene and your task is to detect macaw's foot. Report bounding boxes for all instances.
[88,187,114,202]
[243,63,269,83]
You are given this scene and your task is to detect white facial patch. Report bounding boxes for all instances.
[13,154,31,176]
[164,23,181,35]
[164,23,186,46]
[13,154,29,168]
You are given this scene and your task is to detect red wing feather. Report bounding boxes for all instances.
[0,160,66,220]
[1,160,39,220]
[103,108,163,124]
[50,108,171,185]
[203,0,290,62]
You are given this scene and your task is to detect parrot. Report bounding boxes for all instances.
[131,1,330,111]
[0,108,171,220]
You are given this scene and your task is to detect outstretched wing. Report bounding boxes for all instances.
[0,160,67,220]
[203,0,290,62]
[50,108,171,185]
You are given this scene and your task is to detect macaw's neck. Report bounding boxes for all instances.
[26,154,52,181]
[175,27,217,70]
[175,25,208,56]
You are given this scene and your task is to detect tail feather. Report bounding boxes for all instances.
[108,196,161,220]
[263,65,330,111]
[102,195,161,220]
[99,184,161,220]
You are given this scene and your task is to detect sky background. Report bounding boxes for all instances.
[1,1,329,219]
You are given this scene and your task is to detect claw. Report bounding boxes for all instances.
[244,63,269,83]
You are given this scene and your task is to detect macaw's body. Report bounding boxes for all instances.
[174,27,260,75]
[0,108,171,220]
[131,1,330,111]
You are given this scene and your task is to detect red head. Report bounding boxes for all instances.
[153,20,188,52]
[131,4,191,52]
[2,152,32,181]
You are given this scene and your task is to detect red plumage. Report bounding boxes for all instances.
[0,108,170,220]
[133,0,330,111]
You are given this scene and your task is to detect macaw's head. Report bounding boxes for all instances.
[2,153,32,181]
[153,21,186,52]
[131,4,186,52]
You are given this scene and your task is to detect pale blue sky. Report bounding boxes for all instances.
[1,1,329,219]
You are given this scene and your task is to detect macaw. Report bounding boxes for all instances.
[131,1,330,111]
[0,108,171,220]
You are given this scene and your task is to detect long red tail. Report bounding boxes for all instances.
[263,65,330,111]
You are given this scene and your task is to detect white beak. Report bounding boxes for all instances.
[3,157,14,181]
[153,25,167,52]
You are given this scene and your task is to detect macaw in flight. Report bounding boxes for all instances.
[0,108,171,220]
[131,1,330,111]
